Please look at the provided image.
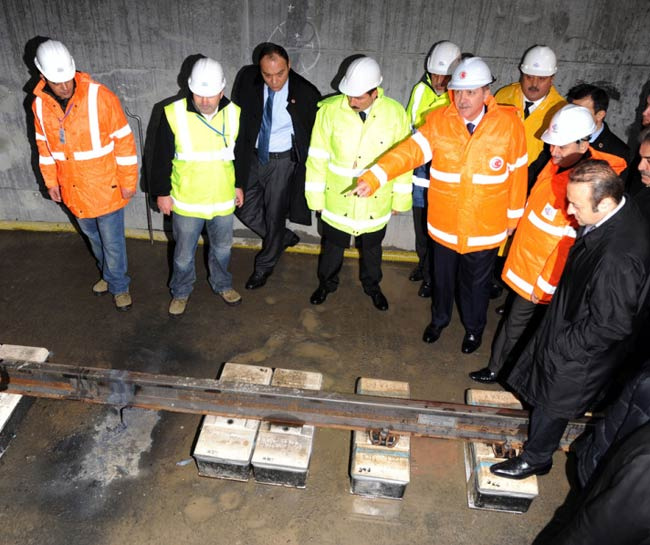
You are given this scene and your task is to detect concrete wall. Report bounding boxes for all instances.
[1,0,649,249]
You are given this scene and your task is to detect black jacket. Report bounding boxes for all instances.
[592,122,629,160]
[232,65,320,225]
[575,358,650,487]
[535,421,650,545]
[508,198,650,419]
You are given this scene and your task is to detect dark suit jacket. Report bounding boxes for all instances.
[232,65,320,225]
[593,122,630,181]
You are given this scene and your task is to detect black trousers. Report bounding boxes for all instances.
[235,153,296,274]
[522,406,569,465]
[488,293,546,374]
[430,241,498,335]
[317,221,386,295]
[412,204,431,283]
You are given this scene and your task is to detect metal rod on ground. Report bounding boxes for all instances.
[0,358,591,451]
[125,106,154,244]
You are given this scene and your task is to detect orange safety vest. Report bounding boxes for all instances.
[32,72,138,218]
[502,148,627,303]
[364,94,527,254]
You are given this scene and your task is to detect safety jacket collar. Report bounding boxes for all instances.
[184,92,231,116]
[33,71,91,108]
[444,92,497,121]
[336,87,386,113]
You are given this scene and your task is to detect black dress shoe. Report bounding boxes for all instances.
[418,281,432,298]
[422,323,443,343]
[461,332,482,354]
[495,303,506,315]
[245,271,269,290]
[469,367,498,383]
[283,232,300,249]
[409,266,423,282]
[309,286,329,305]
[489,455,552,480]
[369,291,389,311]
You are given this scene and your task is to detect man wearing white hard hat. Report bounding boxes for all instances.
[305,56,411,310]
[405,41,462,299]
[495,45,566,170]
[469,105,627,385]
[355,57,527,351]
[151,57,242,317]
[31,39,138,311]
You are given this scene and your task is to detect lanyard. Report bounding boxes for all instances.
[58,101,74,144]
[195,112,227,147]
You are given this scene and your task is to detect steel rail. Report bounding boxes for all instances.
[0,359,590,450]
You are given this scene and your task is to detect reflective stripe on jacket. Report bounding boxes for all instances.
[406,75,451,193]
[164,99,240,219]
[363,94,527,253]
[494,82,566,165]
[503,148,627,302]
[304,89,411,236]
[32,72,138,218]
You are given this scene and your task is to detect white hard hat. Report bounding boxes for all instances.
[447,57,494,90]
[188,58,226,97]
[34,40,76,83]
[541,104,596,146]
[339,57,383,97]
[426,41,461,76]
[520,45,557,77]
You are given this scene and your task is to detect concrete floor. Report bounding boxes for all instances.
[0,229,573,545]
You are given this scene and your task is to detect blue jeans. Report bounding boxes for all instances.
[170,212,234,298]
[77,207,130,294]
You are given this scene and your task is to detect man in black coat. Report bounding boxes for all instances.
[574,358,650,488]
[232,43,320,290]
[534,421,650,545]
[491,159,650,480]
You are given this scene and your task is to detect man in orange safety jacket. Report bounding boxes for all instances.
[32,39,138,311]
[354,57,528,354]
[469,104,627,384]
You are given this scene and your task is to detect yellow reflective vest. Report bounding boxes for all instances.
[494,82,566,165]
[406,74,451,129]
[164,99,240,219]
[304,89,411,236]
[406,74,451,191]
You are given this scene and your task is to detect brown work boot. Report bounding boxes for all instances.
[113,292,132,311]
[92,278,108,296]
[168,297,188,317]
[218,288,242,306]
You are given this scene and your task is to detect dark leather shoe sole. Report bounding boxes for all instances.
[417,282,432,298]
[469,367,497,383]
[310,288,329,305]
[369,292,388,311]
[462,334,482,354]
[490,457,552,480]
[245,273,269,290]
[283,233,300,249]
[422,324,442,344]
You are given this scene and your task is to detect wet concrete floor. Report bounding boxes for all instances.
[0,230,572,545]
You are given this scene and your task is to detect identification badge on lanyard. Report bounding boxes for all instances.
[59,126,66,144]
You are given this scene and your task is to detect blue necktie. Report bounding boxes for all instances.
[467,122,475,135]
[258,89,275,165]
